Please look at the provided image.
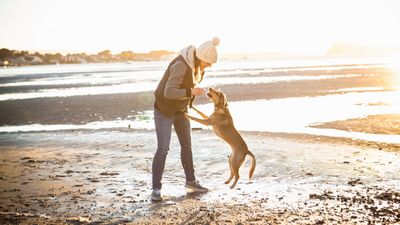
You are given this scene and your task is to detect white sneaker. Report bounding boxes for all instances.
[151,189,163,201]
[185,180,209,193]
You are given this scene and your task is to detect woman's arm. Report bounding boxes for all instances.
[164,61,192,100]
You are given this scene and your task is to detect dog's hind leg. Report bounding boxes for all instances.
[229,166,240,189]
[229,155,246,189]
[225,155,234,184]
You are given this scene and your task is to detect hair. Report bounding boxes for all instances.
[193,51,204,83]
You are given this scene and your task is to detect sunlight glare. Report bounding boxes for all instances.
[388,54,400,90]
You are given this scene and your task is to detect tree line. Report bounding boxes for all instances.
[0,48,175,66]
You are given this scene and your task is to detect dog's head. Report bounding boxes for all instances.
[207,87,228,108]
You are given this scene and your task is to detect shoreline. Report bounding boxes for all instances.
[1,127,400,152]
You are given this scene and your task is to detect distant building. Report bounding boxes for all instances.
[25,56,43,64]
[64,54,87,64]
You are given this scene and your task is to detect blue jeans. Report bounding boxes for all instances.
[152,107,195,190]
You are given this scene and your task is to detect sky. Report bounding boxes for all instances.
[1,0,400,56]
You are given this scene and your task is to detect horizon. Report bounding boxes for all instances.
[1,0,400,57]
[3,44,400,60]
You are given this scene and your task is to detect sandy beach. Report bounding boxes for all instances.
[3,0,400,223]
[0,129,399,224]
[1,61,400,224]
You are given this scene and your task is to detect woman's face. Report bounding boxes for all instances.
[199,60,212,71]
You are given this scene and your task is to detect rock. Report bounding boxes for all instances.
[348,178,362,186]
[56,175,67,178]
[87,178,100,183]
[99,172,119,176]
[86,190,95,195]
[66,216,91,223]
[199,206,207,211]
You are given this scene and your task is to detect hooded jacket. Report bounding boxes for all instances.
[154,46,201,117]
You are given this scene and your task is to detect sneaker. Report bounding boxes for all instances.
[185,180,209,193]
[151,189,163,201]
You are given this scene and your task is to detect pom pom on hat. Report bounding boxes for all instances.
[212,37,220,46]
[196,37,220,64]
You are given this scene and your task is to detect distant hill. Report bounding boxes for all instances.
[327,42,400,56]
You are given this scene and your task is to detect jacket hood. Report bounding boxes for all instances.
[179,45,196,70]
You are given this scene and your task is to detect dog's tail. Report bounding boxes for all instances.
[247,150,256,180]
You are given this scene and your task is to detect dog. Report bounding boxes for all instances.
[185,87,256,189]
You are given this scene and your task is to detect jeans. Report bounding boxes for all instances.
[152,107,195,190]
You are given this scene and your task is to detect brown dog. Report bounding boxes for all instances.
[185,88,256,189]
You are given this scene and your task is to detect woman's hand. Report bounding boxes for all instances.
[191,87,204,96]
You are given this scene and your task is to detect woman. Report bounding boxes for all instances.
[151,37,220,201]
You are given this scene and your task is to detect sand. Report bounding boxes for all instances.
[0,129,399,224]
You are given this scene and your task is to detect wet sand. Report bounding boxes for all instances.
[311,114,400,135]
[0,129,399,224]
[0,66,395,126]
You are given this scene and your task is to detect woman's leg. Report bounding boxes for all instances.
[152,108,173,190]
[173,112,195,182]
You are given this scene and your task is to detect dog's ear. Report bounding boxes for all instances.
[220,92,228,108]
[222,93,228,108]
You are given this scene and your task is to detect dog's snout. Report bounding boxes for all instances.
[208,87,216,93]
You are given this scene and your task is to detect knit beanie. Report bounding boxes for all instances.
[196,37,220,64]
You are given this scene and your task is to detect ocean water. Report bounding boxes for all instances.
[0,58,387,101]
[0,55,399,144]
